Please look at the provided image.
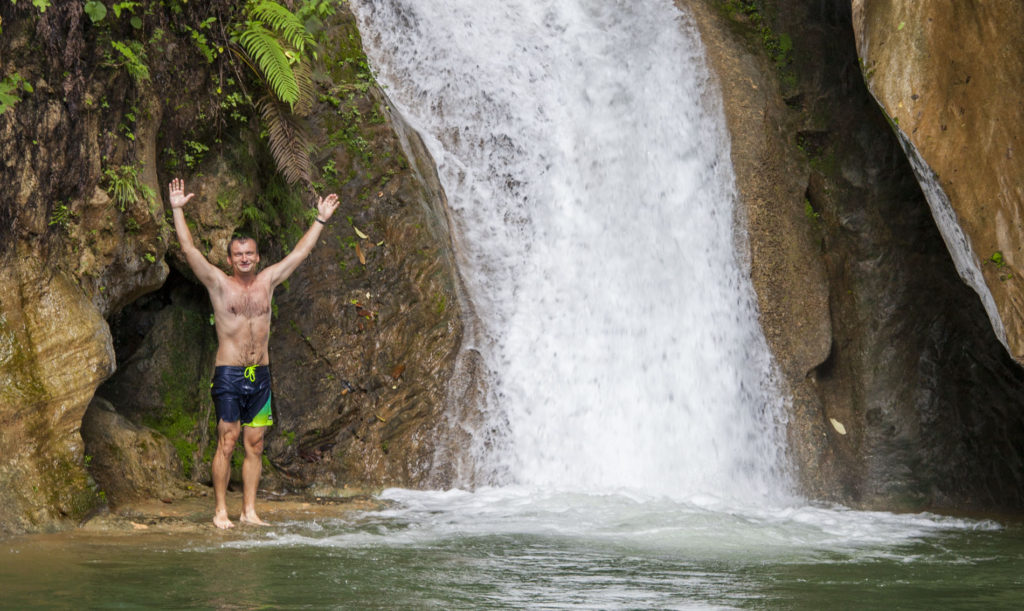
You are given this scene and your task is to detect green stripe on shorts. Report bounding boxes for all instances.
[245,395,274,427]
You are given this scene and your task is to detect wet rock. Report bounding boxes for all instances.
[0,8,178,532]
[96,10,469,496]
[688,0,1024,511]
[261,85,465,490]
[81,397,193,506]
[852,1,1024,363]
[0,247,113,533]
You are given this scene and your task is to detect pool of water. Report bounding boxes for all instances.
[3,488,1022,609]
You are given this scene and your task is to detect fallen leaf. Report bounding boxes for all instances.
[829,418,847,435]
[130,522,149,530]
[390,363,405,379]
[374,413,387,423]
[353,226,369,239]
[355,242,366,265]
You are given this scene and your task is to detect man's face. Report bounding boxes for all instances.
[228,238,260,275]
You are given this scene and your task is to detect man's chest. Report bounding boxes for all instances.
[220,285,272,319]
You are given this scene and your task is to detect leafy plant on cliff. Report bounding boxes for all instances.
[719,1,796,89]
[230,0,318,185]
[239,171,315,246]
[103,163,155,211]
[48,203,77,232]
[83,1,107,23]
[0,72,32,115]
[109,40,151,84]
[18,0,51,13]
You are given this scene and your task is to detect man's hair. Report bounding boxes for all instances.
[228,233,258,257]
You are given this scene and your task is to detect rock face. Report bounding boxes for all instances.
[0,4,465,533]
[687,0,1024,511]
[0,247,114,533]
[852,1,1024,362]
[81,397,192,504]
[261,104,465,490]
[95,14,467,497]
[0,4,168,532]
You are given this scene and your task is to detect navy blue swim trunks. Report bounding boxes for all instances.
[210,365,273,427]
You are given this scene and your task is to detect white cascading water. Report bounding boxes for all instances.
[352,0,792,502]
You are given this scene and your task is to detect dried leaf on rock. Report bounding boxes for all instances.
[829,418,847,435]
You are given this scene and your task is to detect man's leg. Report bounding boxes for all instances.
[212,419,241,529]
[239,425,270,525]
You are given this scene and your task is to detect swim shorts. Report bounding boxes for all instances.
[210,365,273,427]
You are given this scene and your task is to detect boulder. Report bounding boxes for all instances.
[0,246,113,533]
[852,1,1024,363]
[81,397,192,505]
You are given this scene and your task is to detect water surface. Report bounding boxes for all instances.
[3,488,1021,609]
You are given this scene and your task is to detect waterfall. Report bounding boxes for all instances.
[892,130,1009,351]
[352,0,792,502]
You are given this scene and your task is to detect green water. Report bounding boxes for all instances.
[3,490,1023,609]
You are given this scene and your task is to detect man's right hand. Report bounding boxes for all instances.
[169,177,194,209]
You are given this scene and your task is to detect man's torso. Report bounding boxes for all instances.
[209,275,274,366]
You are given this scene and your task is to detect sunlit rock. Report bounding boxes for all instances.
[853,1,1024,362]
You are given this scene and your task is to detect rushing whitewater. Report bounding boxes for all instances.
[352,0,791,501]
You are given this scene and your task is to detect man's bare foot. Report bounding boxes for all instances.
[239,512,270,526]
[213,510,235,529]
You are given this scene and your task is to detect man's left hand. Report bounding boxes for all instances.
[317,193,340,222]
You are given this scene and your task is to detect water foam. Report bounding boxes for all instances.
[218,488,998,562]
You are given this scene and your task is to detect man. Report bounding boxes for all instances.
[168,177,340,529]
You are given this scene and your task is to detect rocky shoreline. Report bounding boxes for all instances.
[77,488,385,536]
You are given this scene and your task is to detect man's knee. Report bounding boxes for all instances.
[217,421,240,450]
[243,428,265,454]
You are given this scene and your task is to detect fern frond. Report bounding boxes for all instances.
[111,40,150,83]
[291,59,316,117]
[258,95,312,185]
[250,0,315,55]
[240,203,273,239]
[239,23,299,108]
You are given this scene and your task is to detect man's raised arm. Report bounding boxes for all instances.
[262,192,340,287]
[169,178,224,289]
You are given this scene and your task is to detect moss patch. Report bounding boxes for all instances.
[144,306,216,479]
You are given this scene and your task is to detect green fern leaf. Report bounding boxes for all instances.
[239,23,299,107]
[250,0,315,55]
[111,40,150,83]
[258,96,312,185]
[0,76,23,114]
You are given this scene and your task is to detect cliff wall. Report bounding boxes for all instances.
[852,0,1024,363]
[689,0,1024,511]
[0,1,466,533]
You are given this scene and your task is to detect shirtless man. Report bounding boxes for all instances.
[168,177,339,528]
